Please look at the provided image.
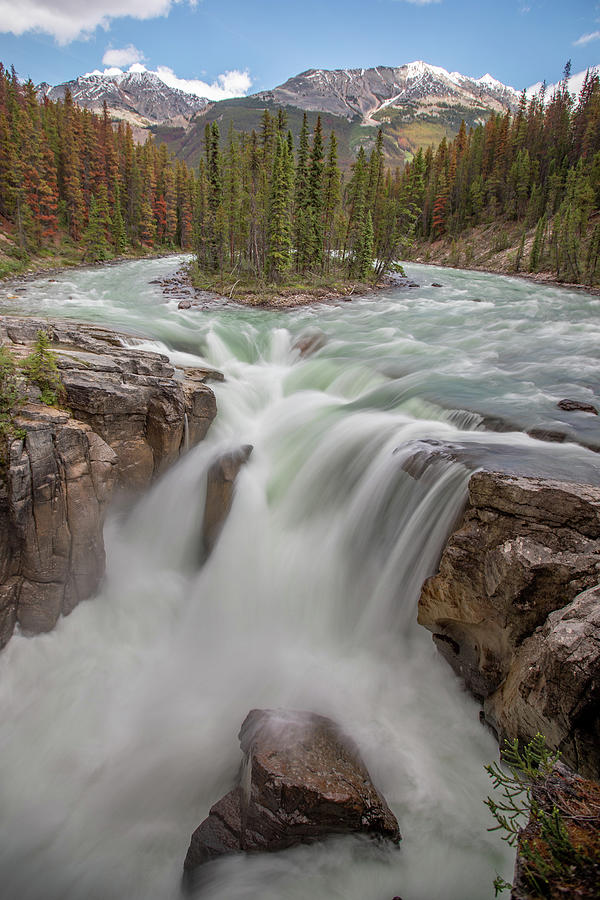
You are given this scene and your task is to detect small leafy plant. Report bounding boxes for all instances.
[22,330,65,406]
[486,734,600,898]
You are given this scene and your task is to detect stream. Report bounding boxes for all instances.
[0,257,599,900]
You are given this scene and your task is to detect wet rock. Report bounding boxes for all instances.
[418,471,600,777]
[201,445,253,558]
[292,328,327,357]
[431,282,443,287]
[178,299,192,310]
[184,709,400,875]
[183,366,225,384]
[557,398,598,415]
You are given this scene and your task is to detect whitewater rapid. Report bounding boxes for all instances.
[0,257,598,900]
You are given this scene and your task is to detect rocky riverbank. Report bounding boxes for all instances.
[0,316,218,648]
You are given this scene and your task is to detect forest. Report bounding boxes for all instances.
[0,63,197,275]
[402,64,600,284]
[2,60,600,287]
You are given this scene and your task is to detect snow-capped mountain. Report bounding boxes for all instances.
[38,69,209,126]
[255,61,521,123]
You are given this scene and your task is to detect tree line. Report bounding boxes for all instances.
[402,64,600,284]
[0,63,196,263]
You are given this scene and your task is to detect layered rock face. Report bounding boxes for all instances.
[2,317,217,490]
[184,709,400,875]
[0,317,218,648]
[418,472,600,779]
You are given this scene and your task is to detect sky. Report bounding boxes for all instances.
[0,0,599,99]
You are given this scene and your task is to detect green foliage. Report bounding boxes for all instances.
[0,344,22,442]
[193,109,416,288]
[485,734,597,898]
[22,330,65,406]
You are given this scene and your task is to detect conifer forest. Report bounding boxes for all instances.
[2,61,600,286]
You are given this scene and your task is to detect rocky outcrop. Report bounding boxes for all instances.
[2,317,217,490]
[511,762,600,900]
[201,445,253,559]
[0,405,117,643]
[418,471,600,778]
[184,709,400,876]
[0,316,219,647]
[487,586,600,781]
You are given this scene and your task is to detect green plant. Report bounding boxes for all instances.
[22,330,65,407]
[0,345,25,467]
[485,734,599,898]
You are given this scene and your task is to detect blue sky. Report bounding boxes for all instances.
[0,0,599,98]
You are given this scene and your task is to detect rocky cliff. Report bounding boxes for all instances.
[418,471,600,780]
[0,316,218,648]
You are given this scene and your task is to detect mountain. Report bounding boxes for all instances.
[37,69,209,128]
[254,61,520,123]
[40,61,521,169]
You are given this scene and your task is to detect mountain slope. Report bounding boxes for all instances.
[40,61,521,168]
[254,61,520,123]
[38,69,209,127]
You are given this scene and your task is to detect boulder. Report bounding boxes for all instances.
[557,398,598,415]
[292,329,327,357]
[184,709,400,875]
[201,445,253,558]
[418,471,600,777]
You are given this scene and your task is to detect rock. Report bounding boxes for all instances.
[292,328,327,357]
[1,411,117,644]
[183,366,225,384]
[431,282,443,287]
[178,299,192,310]
[0,316,217,491]
[184,709,400,875]
[201,446,253,558]
[418,471,600,776]
[0,316,218,648]
[558,398,598,415]
[511,762,600,900]
[486,585,600,780]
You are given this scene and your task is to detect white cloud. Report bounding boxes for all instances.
[574,30,600,47]
[155,65,253,100]
[0,0,194,44]
[102,45,146,67]
[393,0,442,4]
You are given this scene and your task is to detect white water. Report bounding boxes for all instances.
[0,258,599,900]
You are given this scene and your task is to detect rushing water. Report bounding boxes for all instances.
[0,258,599,900]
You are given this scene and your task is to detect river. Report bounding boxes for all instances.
[0,257,598,900]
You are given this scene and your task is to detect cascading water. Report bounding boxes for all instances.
[0,257,599,900]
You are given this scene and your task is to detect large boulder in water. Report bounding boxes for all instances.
[183,709,400,874]
[201,445,253,558]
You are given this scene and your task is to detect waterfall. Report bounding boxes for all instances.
[0,255,599,900]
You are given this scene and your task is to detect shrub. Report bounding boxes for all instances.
[22,330,65,407]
